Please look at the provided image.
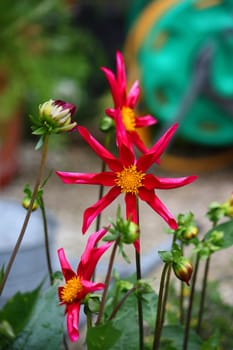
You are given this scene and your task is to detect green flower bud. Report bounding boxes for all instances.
[22,197,39,211]
[223,192,233,218]
[99,115,115,132]
[121,221,139,244]
[173,257,193,285]
[183,225,199,240]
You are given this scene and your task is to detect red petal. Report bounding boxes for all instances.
[135,115,157,128]
[136,124,178,172]
[78,228,112,279]
[82,186,121,233]
[66,303,80,342]
[101,67,121,107]
[143,174,197,190]
[56,171,115,186]
[57,248,75,282]
[139,187,178,229]
[125,192,138,224]
[78,126,122,171]
[127,80,140,108]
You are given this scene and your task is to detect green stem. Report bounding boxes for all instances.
[196,255,210,334]
[180,281,185,324]
[0,135,49,296]
[109,287,137,320]
[40,196,53,285]
[152,262,170,350]
[135,249,144,350]
[86,309,92,329]
[96,238,119,325]
[160,263,172,327]
[179,242,184,325]
[182,253,200,350]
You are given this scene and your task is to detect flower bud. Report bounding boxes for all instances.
[121,221,139,244]
[183,225,198,240]
[173,257,193,285]
[99,115,115,132]
[22,197,39,211]
[223,192,233,217]
[33,99,77,135]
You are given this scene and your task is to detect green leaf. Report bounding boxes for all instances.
[0,286,41,336]
[201,333,221,350]
[205,219,233,249]
[158,251,173,263]
[9,284,64,350]
[86,322,121,350]
[161,325,202,350]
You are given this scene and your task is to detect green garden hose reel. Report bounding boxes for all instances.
[125,0,233,147]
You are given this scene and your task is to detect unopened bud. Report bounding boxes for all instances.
[183,225,198,240]
[173,257,193,285]
[122,221,139,244]
[22,197,39,211]
[99,115,115,132]
[33,99,77,135]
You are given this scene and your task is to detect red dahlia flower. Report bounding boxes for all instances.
[58,227,112,342]
[56,119,197,247]
[101,51,156,152]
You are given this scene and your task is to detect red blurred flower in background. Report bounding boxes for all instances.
[101,51,156,152]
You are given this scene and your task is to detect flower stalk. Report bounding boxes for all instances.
[40,196,53,285]
[0,135,49,296]
[182,253,200,350]
[96,238,119,325]
[152,262,171,350]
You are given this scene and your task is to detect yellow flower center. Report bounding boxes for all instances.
[115,165,145,194]
[121,106,136,132]
[61,276,83,304]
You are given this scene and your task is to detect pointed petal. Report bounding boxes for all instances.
[116,51,127,97]
[127,80,140,108]
[66,303,80,342]
[125,193,138,224]
[58,248,75,282]
[115,109,135,164]
[81,280,105,295]
[135,115,157,128]
[82,186,121,233]
[144,174,197,190]
[78,126,122,171]
[124,193,140,252]
[136,123,178,172]
[130,131,149,153]
[101,67,121,107]
[78,228,112,279]
[56,171,115,186]
[139,187,178,230]
[148,123,178,158]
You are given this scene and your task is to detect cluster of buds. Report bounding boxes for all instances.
[194,230,224,258]
[207,193,233,226]
[170,212,199,243]
[31,99,77,137]
[104,207,139,246]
